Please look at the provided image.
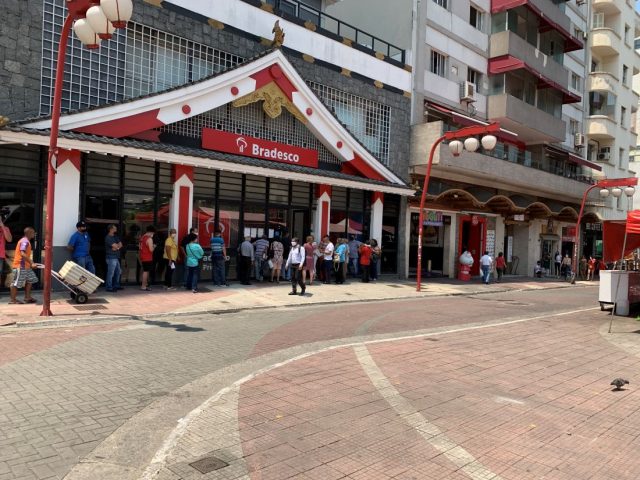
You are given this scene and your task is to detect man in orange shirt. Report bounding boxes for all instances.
[9,227,39,304]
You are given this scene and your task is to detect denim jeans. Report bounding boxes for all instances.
[254,258,264,281]
[74,255,95,275]
[481,265,491,283]
[348,257,359,277]
[186,266,200,291]
[212,257,226,286]
[105,257,121,290]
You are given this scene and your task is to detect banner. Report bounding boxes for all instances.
[202,128,319,168]
[626,210,640,234]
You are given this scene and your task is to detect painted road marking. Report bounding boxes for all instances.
[354,343,503,480]
[143,306,599,479]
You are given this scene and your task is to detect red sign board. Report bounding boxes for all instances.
[202,128,319,168]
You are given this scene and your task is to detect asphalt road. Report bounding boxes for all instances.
[3,285,636,480]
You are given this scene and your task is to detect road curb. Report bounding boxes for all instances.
[6,282,584,330]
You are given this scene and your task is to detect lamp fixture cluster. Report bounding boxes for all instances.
[72,0,133,49]
[447,135,498,157]
[599,186,635,198]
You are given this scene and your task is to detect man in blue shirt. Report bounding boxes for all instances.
[210,230,227,287]
[67,221,95,274]
[104,224,123,292]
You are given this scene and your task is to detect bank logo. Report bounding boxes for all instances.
[236,137,248,153]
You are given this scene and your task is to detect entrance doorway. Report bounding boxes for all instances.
[459,215,486,276]
[291,209,310,240]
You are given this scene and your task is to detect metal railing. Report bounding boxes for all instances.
[262,0,406,63]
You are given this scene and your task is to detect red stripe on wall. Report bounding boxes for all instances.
[321,201,329,238]
[178,186,190,241]
[74,109,162,138]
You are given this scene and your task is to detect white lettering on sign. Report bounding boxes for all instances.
[252,144,300,163]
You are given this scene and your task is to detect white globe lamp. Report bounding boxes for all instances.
[86,6,115,39]
[599,189,610,198]
[625,186,635,197]
[481,134,497,151]
[448,140,464,157]
[100,0,134,29]
[463,137,479,152]
[73,19,101,49]
[611,187,623,198]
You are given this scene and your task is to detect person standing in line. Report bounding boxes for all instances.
[67,221,95,274]
[238,235,254,285]
[185,233,204,293]
[253,234,270,282]
[269,237,284,283]
[370,239,381,282]
[210,230,227,287]
[562,253,572,280]
[284,237,306,296]
[315,236,326,283]
[163,228,178,290]
[587,256,596,280]
[495,252,506,283]
[359,240,372,283]
[322,235,334,285]
[347,235,361,278]
[0,214,12,284]
[9,227,39,304]
[179,227,198,286]
[302,235,316,285]
[104,224,123,292]
[480,251,493,284]
[554,251,562,278]
[334,238,347,284]
[139,225,156,291]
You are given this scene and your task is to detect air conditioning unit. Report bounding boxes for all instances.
[598,147,611,161]
[460,81,475,102]
[574,133,585,147]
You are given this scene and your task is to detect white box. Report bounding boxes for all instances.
[58,261,103,294]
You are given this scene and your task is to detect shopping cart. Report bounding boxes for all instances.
[51,261,104,304]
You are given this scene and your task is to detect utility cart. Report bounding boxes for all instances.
[51,261,103,304]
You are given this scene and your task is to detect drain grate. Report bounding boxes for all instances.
[73,305,108,311]
[189,456,229,474]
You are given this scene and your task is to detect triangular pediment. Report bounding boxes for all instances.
[23,50,403,185]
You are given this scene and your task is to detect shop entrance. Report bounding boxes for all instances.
[291,209,310,240]
[459,215,486,276]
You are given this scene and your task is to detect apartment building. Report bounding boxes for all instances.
[0,0,414,284]
[586,0,640,220]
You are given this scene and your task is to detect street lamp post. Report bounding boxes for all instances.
[571,177,638,284]
[41,0,133,316]
[416,122,501,292]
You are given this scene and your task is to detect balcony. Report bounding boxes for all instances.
[593,0,621,14]
[587,116,617,140]
[261,0,406,63]
[410,122,593,201]
[488,94,566,143]
[588,72,618,95]
[490,31,569,91]
[591,28,622,57]
[529,0,572,37]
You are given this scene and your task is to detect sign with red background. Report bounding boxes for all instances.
[202,128,318,168]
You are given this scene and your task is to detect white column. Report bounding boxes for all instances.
[53,150,81,248]
[370,192,383,244]
[495,216,505,257]
[447,212,458,278]
[313,185,331,240]
[169,165,194,241]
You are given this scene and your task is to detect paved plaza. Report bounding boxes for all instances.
[1,280,639,479]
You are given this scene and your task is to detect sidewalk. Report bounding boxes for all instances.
[0,275,588,328]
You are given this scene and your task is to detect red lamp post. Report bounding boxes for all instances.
[416,122,501,292]
[41,0,133,316]
[570,176,638,284]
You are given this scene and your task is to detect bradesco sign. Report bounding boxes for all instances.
[202,128,319,168]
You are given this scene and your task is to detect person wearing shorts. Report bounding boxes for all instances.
[10,227,38,304]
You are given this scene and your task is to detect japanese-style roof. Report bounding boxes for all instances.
[18,49,407,188]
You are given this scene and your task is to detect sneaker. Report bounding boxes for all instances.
[288,291,297,295]
[192,289,198,293]
[299,290,305,296]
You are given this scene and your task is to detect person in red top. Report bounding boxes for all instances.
[495,252,506,283]
[139,225,156,291]
[359,240,372,283]
[587,256,596,281]
[0,214,12,278]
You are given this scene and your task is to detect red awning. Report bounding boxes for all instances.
[568,153,602,172]
[627,210,640,234]
[491,0,583,52]
[489,55,581,104]
[426,102,524,149]
[603,220,640,262]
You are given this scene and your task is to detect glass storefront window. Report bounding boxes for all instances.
[329,187,347,242]
[348,189,365,241]
[121,192,155,284]
[381,195,400,273]
[268,208,288,239]
[291,181,310,207]
[245,175,266,203]
[218,201,240,279]
[244,203,266,239]
[269,178,290,204]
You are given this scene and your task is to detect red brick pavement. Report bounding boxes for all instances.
[237,310,640,479]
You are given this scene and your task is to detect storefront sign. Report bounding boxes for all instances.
[202,128,319,168]
[586,222,602,231]
[562,226,576,242]
[423,210,444,226]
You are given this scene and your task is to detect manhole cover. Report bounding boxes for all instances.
[189,456,229,474]
[73,305,108,311]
